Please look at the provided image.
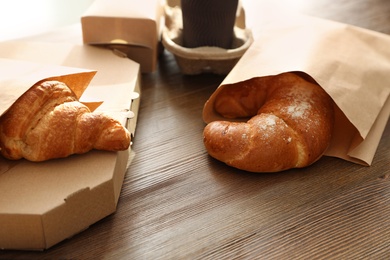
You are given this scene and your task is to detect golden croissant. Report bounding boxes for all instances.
[0,80,131,161]
[203,72,334,172]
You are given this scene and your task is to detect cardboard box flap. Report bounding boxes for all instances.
[0,151,118,214]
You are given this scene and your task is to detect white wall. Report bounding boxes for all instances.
[0,0,95,41]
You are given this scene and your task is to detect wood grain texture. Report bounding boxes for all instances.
[1,0,389,259]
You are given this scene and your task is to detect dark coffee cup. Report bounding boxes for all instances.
[181,0,239,49]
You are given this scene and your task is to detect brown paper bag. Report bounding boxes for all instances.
[0,41,141,125]
[0,58,96,117]
[204,13,390,166]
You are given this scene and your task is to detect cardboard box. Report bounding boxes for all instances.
[0,41,140,250]
[81,0,164,73]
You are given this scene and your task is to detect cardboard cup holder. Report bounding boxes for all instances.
[162,3,253,75]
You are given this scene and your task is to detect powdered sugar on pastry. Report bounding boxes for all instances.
[203,72,334,172]
[286,101,311,119]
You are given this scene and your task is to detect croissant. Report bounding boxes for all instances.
[203,72,334,172]
[0,80,131,162]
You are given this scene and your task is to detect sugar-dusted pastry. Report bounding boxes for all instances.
[203,72,334,172]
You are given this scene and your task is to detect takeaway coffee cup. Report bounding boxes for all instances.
[181,0,239,49]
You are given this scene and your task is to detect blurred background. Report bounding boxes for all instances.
[0,0,314,42]
[0,0,94,41]
[0,0,388,42]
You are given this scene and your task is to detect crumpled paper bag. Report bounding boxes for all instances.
[204,13,390,166]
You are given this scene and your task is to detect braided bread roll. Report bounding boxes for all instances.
[0,80,130,162]
[203,72,334,172]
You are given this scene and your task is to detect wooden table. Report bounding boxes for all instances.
[2,0,389,259]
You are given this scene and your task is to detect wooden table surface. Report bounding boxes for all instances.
[2,0,389,259]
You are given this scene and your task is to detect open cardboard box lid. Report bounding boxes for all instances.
[0,41,141,250]
[81,0,164,73]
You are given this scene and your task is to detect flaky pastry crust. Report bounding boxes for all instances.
[0,81,130,161]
